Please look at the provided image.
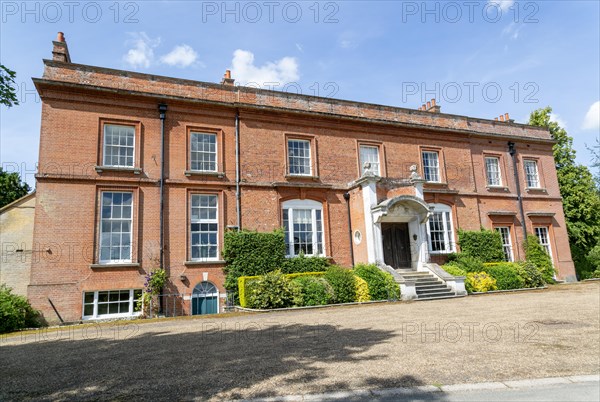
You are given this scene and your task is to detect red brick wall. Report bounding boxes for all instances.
[29,61,576,323]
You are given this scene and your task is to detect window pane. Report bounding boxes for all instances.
[190,194,219,260]
[104,125,134,167]
[283,203,324,257]
[190,132,217,172]
[428,207,454,254]
[288,140,311,175]
[359,145,380,175]
[485,157,501,186]
[100,192,133,263]
[525,160,540,188]
[422,151,440,182]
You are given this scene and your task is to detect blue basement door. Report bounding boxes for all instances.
[191,281,218,315]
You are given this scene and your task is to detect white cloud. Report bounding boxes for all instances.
[489,0,515,12]
[230,49,299,87]
[582,101,600,130]
[550,113,567,129]
[160,45,199,68]
[123,32,160,69]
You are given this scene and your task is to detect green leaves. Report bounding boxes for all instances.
[0,168,31,208]
[0,64,19,108]
[528,107,600,279]
[457,229,505,263]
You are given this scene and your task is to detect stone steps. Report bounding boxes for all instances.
[396,269,458,300]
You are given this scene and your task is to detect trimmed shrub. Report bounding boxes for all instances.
[466,272,497,293]
[239,271,325,308]
[384,275,401,300]
[445,254,485,273]
[353,263,399,300]
[324,266,356,304]
[516,261,545,288]
[282,255,331,274]
[441,264,467,277]
[457,229,505,262]
[222,229,286,295]
[354,276,370,302]
[524,235,555,283]
[246,270,294,309]
[0,285,41,333]
[291,276,333,306]
[483,262,526,290]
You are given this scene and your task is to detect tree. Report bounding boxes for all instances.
[529,107,600,279]
[0,64,19,107]
[0,168,30,208]
[586,137,600,191]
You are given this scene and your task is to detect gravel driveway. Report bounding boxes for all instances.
[1,282,599,401]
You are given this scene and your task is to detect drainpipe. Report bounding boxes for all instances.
[235,109,241,231]
[158,104,168,269]
[508,141,527,241]
[343,192,355,267]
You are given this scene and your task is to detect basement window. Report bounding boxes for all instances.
[82,289,142,320]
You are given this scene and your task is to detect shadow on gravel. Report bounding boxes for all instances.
[0,322,447,401]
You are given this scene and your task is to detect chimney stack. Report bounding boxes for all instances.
[426,98,441,113]
[52,31,71,63]
[221,69,235,86]
[494,113,514,123]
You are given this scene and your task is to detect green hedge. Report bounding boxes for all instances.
[445,254,485,273]
[291,276,333,306]
[238,271,325,308]
[483,262,526,290]
[324,266,356,304]
[239,265,402,308]
[441,264,467,277]
[524,235,555,283]
[0,285,41,333]
[282,255,331,274]
[353,263,400,300]
[223,229,286,295]
[516,261,545,288]
[457,229,505,262]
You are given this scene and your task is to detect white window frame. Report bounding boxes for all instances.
[422,151,441,182]
[359,145,381,175]
[190,194,219,261]
[524,160,540,188]
[287,139,312,176]
[427,203,455,254]
[82,289,142,320]
[99,191,133,264]
[485,156,502,186]
[103,124,135,167]
[190,132,218,172]
[534,226,553,262]
[495,226,514,262]
[282,199,325,257]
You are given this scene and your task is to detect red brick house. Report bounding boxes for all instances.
[29,33,576,323]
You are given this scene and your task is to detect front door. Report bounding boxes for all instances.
[382,223,412,268]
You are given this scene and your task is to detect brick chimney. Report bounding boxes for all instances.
[221,69,235,86]
[52,32,71,63]
[426,98,441,113]
[495,113,514,123]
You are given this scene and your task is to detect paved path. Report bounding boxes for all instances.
[243,376,599,401]
[1,282,599,401]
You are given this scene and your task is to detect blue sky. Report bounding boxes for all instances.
[1,0,599,187]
